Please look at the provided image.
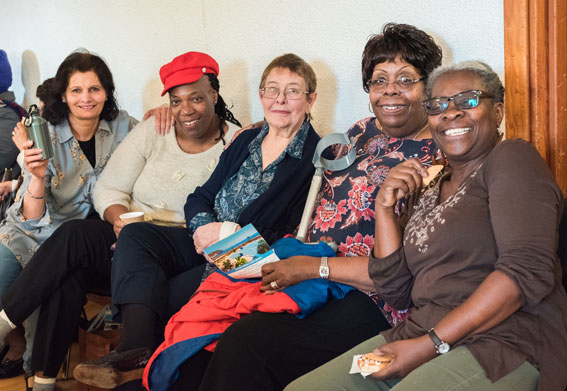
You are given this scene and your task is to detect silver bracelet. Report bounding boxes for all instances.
[26,189,44,199]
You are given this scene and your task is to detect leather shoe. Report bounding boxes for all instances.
[73,347,152,389]
[0,357,24,379]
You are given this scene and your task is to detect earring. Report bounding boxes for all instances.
[368,102,374,113]
[62,97,66,103]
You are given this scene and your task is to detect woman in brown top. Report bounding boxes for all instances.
[286,61,567,391]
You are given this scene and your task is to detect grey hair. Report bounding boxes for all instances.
[425,61,505,103]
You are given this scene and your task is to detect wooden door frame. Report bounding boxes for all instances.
[504,0,567,195]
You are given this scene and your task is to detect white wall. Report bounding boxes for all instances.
[2,0,504,135]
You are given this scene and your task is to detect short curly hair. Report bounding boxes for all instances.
[426,61,505,103]
[42,50,119,125]
[259,53,317,101]
[361,23,442,93]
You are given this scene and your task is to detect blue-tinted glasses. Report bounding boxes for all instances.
[423,90,493,115]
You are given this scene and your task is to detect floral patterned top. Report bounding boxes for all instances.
[0,110,136,267]
[189,120,310,231]
[306,117,438,326]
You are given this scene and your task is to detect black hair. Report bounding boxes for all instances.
[205,73,241,144]
[361,23,443,92]
[36,77,55,103]
[42,51,119,125]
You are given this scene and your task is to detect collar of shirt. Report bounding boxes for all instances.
[248,119,310,161]
[55,118,112,144]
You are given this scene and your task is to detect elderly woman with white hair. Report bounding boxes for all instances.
[286,61,567,391]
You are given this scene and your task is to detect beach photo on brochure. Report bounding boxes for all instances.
[203,223,279,279]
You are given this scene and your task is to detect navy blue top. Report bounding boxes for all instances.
[184,122,320,244]
[188,120,310,231]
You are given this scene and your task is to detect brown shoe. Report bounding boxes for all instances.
[73,347,152,389]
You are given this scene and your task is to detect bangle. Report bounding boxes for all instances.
[26,189,44,199]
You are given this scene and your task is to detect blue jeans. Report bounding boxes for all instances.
[0,243,38,373]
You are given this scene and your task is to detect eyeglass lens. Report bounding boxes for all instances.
[367,78,419,92]
[425,91,481,115]
[261,87,305,100]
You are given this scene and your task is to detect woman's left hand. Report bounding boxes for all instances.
[193,222,223,256]
[260,256,314,292]
[12,119,29,152]
[370,335,436,381]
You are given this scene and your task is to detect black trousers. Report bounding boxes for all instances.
[172,290,391,391]
[2,218,115,377]
[111,223,206,323]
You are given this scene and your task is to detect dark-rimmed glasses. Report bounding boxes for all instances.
[423,90,494,115]
[260,87,310,100]
[365,76,425,93]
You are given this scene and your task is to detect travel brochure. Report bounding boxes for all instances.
[203,223,279,279]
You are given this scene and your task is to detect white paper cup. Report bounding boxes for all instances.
[119,211,145,224]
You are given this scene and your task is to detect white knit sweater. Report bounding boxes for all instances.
[93,118,237,226]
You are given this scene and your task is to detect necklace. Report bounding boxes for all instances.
[376,119,429,140]
[411,121,429,140]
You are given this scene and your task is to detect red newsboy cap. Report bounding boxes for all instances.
[159,51,219,96]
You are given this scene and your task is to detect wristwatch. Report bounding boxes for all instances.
[319,256,329,279]
[427,328,450,354]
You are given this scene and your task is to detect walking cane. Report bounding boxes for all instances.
[296,133,356,244]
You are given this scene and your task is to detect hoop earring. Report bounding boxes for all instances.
[368,102,374,113]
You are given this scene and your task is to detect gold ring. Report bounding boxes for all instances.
[270,281,279,290]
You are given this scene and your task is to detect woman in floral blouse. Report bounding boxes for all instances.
[169,23,444,391]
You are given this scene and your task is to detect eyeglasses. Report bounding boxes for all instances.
[260,87,310,100]
[423,90,494,115]
[365,76,425,93]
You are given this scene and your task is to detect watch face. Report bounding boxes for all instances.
[438,342,450,354]
[320,265,330,278]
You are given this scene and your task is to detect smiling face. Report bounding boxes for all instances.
[168,76,219,140]
[64,71,107,122]
[260,67,316,135]
[428,70,504,166]
[369,56,427,138]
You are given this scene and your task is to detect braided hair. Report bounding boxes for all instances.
[205,73,241,144]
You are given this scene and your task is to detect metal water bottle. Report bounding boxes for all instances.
[25,104,54,160]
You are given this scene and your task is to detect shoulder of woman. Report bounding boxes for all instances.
[490,138,542,164]
[346,117,374,137]
[485,139,559,189]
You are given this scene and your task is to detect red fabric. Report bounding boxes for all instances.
[143,272,300,388]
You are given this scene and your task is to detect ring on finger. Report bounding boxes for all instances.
[270,281,279,290]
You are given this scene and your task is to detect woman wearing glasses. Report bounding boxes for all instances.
[73,53,320,390]
[165,23,443,391]
[287,62,567,391]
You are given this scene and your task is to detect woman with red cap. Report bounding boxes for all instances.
[73,52,321,391]
[0,51,241,391]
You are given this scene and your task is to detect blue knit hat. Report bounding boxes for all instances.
[0,50,13,93]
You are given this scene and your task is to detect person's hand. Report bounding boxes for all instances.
[112,218,128,239]
[260,256,312,292]
[370,336,436,381]
[143,104,174,135]
[22,140,48,179]
[0,181,12,201]
[12,120,29,152]
[224,121,265,150]
[193,222,223,256]
[375,159,427,209]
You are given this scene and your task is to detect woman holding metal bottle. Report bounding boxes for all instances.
[0,50,136,383]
